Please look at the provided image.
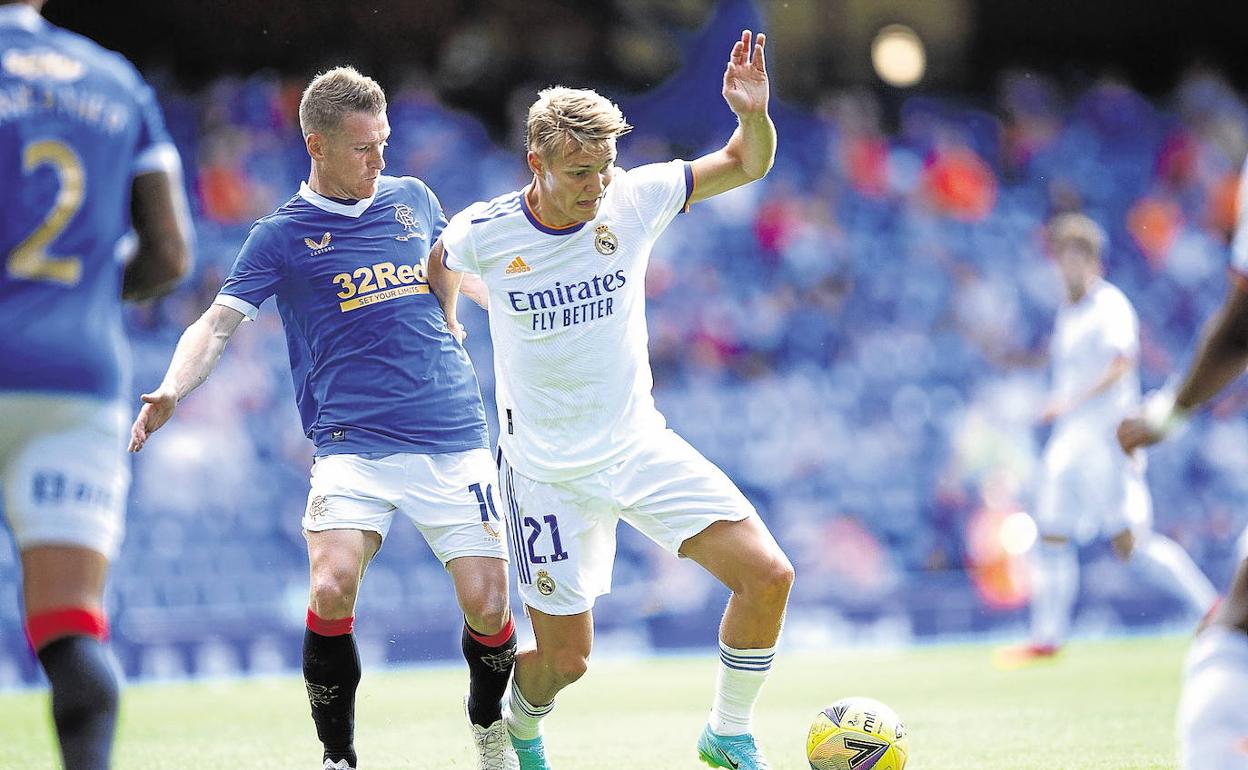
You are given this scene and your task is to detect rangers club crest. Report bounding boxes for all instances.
[393,203,422,241]
[593,224,618,256]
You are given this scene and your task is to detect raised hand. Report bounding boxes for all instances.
[128,386,178,452]
[722,30,769,118]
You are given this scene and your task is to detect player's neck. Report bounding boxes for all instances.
[307,168,361,204]
[525,182,576,229]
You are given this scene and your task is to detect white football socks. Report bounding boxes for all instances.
[506,684,553,741]
[709,642,775,736]
[1029,539,1079,647]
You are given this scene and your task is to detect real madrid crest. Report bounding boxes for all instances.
[593,224,618,256]
[535,570,556,596]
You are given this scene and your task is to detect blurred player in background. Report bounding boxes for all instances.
[429,30,793,770]
[128,67,517,770]
[1118,159,1248,770]
[0,0,193,767]
[1013,213,1216,662]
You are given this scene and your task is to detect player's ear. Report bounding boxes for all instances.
[306,132,325,162]
[526,150,544,177]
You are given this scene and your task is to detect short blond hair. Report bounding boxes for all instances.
[526,86,632,160]
[298,66,386,138]
[1049,212,1106,258]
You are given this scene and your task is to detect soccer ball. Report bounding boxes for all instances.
[806,696,908,770]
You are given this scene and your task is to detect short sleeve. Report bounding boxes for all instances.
[215,222,285,320]
[130,81,182,178]
[1102,293,1139,358]
[441,210,480,276]
[618,159,694,239]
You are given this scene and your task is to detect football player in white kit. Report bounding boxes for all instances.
[428,30,793,770]
[1118,160,1248,770]
[1014,213,1216,663]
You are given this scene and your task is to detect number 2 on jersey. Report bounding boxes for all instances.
[7,139,85,285]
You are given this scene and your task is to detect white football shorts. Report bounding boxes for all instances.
[0,393,130,560]
[303,447,508,565]
[1034,423,1152,542]
[1178,626,1248,769]
[498,429,756,615]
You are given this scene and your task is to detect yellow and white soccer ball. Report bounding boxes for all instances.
[807,696,908,770]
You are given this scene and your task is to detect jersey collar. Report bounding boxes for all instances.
[521,185,587,236]
[298,181,375,218]
[0,4,43,30]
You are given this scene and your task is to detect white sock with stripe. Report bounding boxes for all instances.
[709,642,775,736]
[506,683,553,741]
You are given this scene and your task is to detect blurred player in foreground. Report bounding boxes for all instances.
[1009,213,1215,663]
[0,1,192,767]
[429,30,793,770]
[1118,164,1248,769]
[129,68,517,770]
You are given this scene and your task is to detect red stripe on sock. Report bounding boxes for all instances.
[307,609,354,636]
[467,617,515,648]
[26,607,108,651]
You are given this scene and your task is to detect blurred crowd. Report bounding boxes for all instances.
[6,45,1248,681]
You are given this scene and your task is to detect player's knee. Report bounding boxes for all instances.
[1111,531,1136,560]
[463,594,510,636]
[309,570,360,617]
[744,553,795,604]
[547,649,589,688]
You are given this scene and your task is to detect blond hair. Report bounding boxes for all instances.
[526,86,632,160]
[1049,212,1106,259]
[298,66,386,138]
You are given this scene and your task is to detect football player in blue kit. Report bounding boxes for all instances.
[129,67,517,770]
[0,1,193,767]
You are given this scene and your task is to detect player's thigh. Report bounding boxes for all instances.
[616,430,757,558]
[527,605,594,660]
[21,545,110,616]
[1178,627,1248,769]
[446,555,510,623]
[498,451,618,616]
[399,448,509,565]
[1,395,129,561]
[303,453,400,541]
[1034,432,1116,540]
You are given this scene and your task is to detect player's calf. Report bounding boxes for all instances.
[28,607,117,770]
[304,610,361,769]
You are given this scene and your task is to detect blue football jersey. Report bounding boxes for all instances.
[0,5,181,400]
[216,176,489,456]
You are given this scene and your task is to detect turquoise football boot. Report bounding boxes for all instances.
[509,733,552,770]
[697,725,772,770]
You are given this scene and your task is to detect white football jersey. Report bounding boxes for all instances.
[1232,155,1248,275]
[1050,278,1140,431]
[443,159,693,482]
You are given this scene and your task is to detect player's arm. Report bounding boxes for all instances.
[128,303,245,452]
[122,168,194,301]
[459,274,490,311]
[688,30,776,205]
[1042,354,1133,423]
[1119,280,1248,451]
[427,240,467,342]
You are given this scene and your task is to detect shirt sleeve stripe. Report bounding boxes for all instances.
[132,143,182,178]
[681,161,695,213]
[213,293,260,321]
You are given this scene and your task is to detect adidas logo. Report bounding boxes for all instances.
[505,256,531,274]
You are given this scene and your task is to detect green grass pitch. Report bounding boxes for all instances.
[0,635,1187,769]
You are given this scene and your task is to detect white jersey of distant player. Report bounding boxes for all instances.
[1050,278,1140,433]
[1231,154,1248,276]
[442,159,692,482]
